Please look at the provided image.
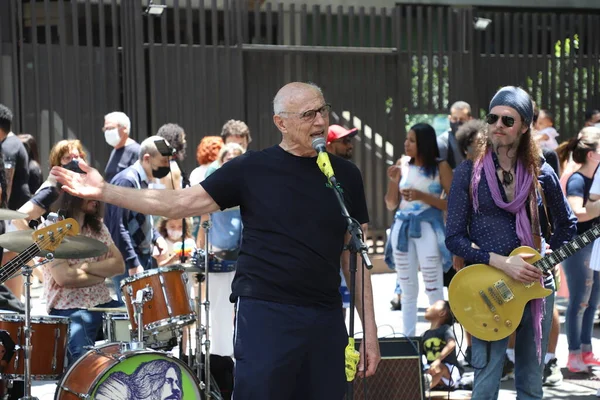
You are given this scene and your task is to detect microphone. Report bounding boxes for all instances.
[311,137,337,185]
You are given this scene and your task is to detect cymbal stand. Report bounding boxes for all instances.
[198,220,212,398]
[131,287,153,350]
[20,257,51,400]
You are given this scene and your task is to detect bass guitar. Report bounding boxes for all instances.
[448,224,600,341]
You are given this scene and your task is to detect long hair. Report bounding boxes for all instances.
[408,123,439,178]
[129,360,182,399]
[565,127,600,165]
[54,193,104,233]
[472,119,541,178]
[18,134,40,164]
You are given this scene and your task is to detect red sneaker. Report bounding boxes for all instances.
[568,353,589,373]
[582,352,600,367]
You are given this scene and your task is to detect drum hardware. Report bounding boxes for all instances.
[131,287,153,345]
[200,220,212,398]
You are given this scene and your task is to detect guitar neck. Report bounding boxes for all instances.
[534,225,600,273]
[0,243,41,284]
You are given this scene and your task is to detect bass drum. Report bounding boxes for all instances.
[54,343,203,400]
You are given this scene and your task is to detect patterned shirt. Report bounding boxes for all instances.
[445,158,577,265]
[42,223,115,313]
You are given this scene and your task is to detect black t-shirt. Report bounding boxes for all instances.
[566,171,599,235]
[104,142,140,182]
[422,324,463,374]
[1,134,30,210]
[201,145,369,307]
[30,185,60,212]
[27,160,43,194]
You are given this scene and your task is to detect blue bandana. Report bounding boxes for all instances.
[489,86,533,125]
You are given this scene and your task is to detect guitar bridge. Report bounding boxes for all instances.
[494,280,514,302]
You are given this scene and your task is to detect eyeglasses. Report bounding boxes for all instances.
[486,113,515,128]
[280,104,331,122]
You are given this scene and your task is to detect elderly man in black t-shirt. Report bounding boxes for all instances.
[51,82,381,400]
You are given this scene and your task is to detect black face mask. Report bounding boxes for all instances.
[450,121,463,134]
[152,166,170,179]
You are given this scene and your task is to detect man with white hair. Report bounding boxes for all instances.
[103,111,141,182]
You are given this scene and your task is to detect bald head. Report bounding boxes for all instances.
[273,82,323,115]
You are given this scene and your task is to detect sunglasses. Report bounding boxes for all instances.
[485,113,515,128]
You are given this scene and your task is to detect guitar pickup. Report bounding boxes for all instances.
[479,290,496,313]
[494,280,514,302]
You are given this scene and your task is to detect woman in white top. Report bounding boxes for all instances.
[384,123,453,336]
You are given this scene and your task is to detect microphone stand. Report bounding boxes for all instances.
[328,177,372,400]
[178,159,191,264]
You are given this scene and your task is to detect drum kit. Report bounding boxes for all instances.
[0,212,224,400]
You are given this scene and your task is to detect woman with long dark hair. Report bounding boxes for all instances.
[384,123,453,336]
[561,127,600,372]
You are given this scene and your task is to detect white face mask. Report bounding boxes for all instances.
[167,229,182,241]
[104,128,121,147]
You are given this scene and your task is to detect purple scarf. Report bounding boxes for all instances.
[472,150,544,362]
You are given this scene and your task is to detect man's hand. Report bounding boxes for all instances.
[51,159,105,200]
[490,253,543,283]
[357,332,381,378]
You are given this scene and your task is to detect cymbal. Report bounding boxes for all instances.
[0,209,28,220]
[0,230,108,259]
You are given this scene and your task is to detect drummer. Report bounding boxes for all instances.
[40,192,124,365]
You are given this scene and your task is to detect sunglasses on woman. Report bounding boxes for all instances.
[485,113,515,128]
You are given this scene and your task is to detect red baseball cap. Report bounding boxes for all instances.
[327,125,358,144]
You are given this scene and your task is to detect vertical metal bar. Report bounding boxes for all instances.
[148,2,157,134]
[111,0,119,110]
[325,5,332,46]
[540,14,549,112]
[98,0,108,137]
[70,1,81,138]
[277,2,283,46]
[446,7,453,106]
[416,6,423,110]
[531,12,539,100]
[186,0,195,137]
[348,6,354,47]
[567,14,576,136]
[161,0,170,125]
[436,6,443,111]
[16,0,26,134]
[586,15,593,117]
[426,6,433,112]
[198,0,207,134]
[312,5,320,46]
[211,0,219,128]
[85,0,96,149]
[266,3,273,44]
[9,0,21,134]
[174,0,183,125]
[30,0,41,139]
[253,0,260,44]
[57,0,68,141]
[380,6,386,48]
[224,0,232,119]
[551,14,559,123]
[407,5,414,110]
[358,6,365,48]
[336,5,342,47]
[43,0,55,143]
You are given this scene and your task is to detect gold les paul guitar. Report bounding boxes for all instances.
[448,225,600,342]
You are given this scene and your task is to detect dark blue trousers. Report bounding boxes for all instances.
[233,297,347,400]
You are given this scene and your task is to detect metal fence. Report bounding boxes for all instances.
[1,0,600,233]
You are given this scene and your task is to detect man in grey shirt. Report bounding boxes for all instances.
[437,101,473,169]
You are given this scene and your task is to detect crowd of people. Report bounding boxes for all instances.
[0,81,599,399]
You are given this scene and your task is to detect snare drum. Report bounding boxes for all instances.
[55,342,202,399]
[120,265,195,334]
[0,313,69,380]
[102,313,131,343]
